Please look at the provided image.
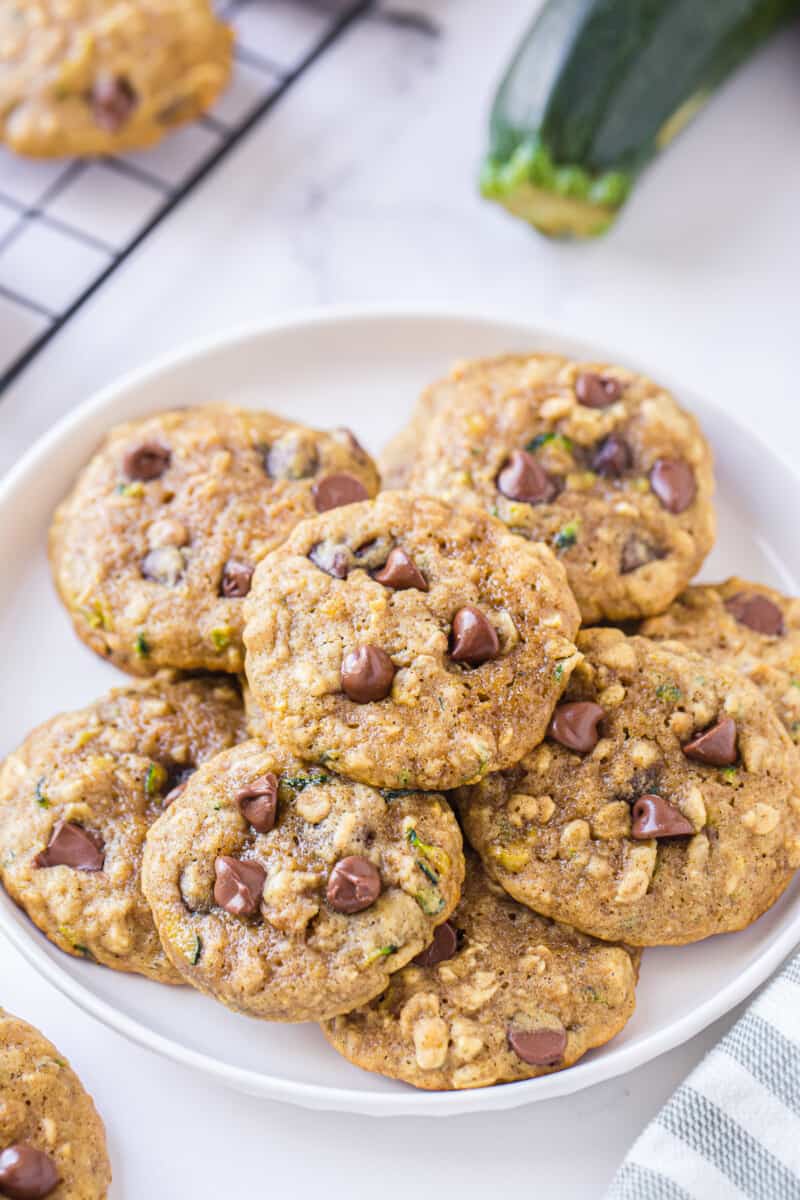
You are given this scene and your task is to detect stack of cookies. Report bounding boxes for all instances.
[2,357,799,1106]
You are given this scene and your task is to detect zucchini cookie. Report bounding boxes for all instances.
[323,852,638,1091]
[50,406,379,676]
[141,740,465,1022]
[0,0,232,159]
[0,673,244,982]
[0,1009,111,1199]
[641,579,800,747]
[406,354,715,623]
[456,629,800,946]
[379,353,570,488]
[243,491,581,792]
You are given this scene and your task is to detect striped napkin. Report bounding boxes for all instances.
[606,951,800,1200]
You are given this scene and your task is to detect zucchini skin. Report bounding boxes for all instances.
[483,0,800,238]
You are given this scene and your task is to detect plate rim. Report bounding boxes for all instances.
[2,303,799,1116]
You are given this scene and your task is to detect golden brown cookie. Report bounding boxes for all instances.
[49,406,379,676]
[141,740,465,1021]
[0,1009,111,1198]
[457,629,800,946]
[323,852,638,1090]
[243,490,581,791]
[379,353,570,488]
[641,579,800,746]
[0,673,244,981]
[405,354,715,623]
[0,0,233,158]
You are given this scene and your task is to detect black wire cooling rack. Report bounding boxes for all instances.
[0,0,372,391]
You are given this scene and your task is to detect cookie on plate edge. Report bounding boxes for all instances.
[0,672,244,981]
[457,628,800,945]
[50,406,379,675]
[641,578,800,747]
[323,850,639,1090]
[405,354,715,623]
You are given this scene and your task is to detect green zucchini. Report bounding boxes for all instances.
[481,0,800,238]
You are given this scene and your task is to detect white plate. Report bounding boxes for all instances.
[1,308,799,1117]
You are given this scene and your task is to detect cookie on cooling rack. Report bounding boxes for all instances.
[0,0,233,158]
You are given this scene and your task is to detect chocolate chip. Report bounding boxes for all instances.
[508,1026,567,1066]
[592,434,632,478]
[0,1144,59,1199]
[327,856,382,913]
[220,559,254,598]
[123,442,170,481]
[313,473,369,512]
[141,546,185,587]
[496,449,557,505]
[34,822,104,872]
[620,534,664,575]
[724,592,785,637]
[413,920,458,967]
[341,645,395,702]
[575,373,623,408]
[90,74,138,133]
[450,606,500,666]
[236,774,278,833]
[548,701,605,754]
[631,794,693,839]
[309,541,350,579]
[373,547,428,591]
[213,856,266,917]
[683,717,737,766]
[649,458,696,514]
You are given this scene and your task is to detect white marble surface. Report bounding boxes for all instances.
[1,2,799,1195]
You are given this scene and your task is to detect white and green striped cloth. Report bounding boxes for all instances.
[607,952,800,1200]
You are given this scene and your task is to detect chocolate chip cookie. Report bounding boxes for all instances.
[141,740,465,1021]
[0,1009,111,1199]
[379,353,570,488]
[243,491,581,791]
[323,851,638,1090]
[405,355,716,623]
[0,0,233,158]
[457,629,800,945]
[641,579,800,747]
[49,406,379,675]
[0,673,244,981]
